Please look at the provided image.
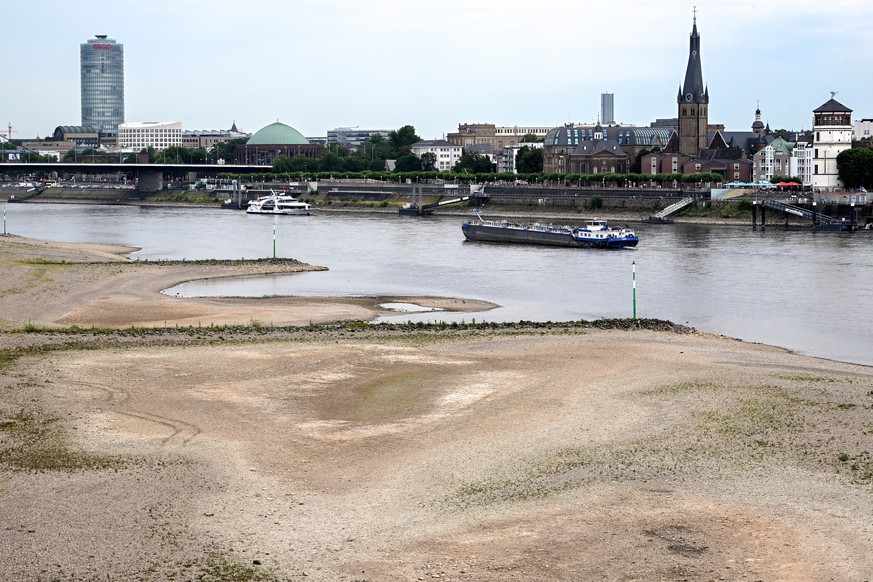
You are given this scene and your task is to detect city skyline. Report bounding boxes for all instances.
[3,0,871,141]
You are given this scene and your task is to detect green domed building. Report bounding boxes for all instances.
[234,121,322,165]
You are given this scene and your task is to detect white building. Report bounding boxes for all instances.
[811,97,852,191]
[751,137,814,186]
[411,140,462,171]
[118,121,182,151]
[853,118,873,140]
[792,140,814,186]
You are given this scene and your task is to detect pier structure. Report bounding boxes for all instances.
[752,199,859,231]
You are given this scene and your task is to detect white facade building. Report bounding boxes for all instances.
[411,140,463,171]
[853,118,873,140]
[811,97,852,190]
[751,137,814,186]
[118,121,182,151]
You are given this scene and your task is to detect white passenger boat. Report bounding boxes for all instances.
[246,191,313,215]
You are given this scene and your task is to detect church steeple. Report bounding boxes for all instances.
[679,7,708,105]
[677,8,710,157]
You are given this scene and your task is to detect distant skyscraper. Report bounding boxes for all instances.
[80,35,124,135]
[600,93,615,125]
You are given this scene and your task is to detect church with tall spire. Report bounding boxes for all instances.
[677,9,709,156]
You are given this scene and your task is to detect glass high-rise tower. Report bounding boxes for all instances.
[600,93,615,125]
[80,35,124,135]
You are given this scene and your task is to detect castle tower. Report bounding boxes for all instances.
[677,12,709,156]
[811,94,852,191]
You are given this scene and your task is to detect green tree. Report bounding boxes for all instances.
[453,151,493,173]
[342,156,368,172]
[273,154,318,173]
[355,134,390,163]
[388,125,421,158]
[420,152,437,171]
[515,146,543,173]
[19,152,57,163]
[838,147,873,189]
[210,138,247,164]
[157,146,196,164]
[193,147,209,164]
[394,153,422,172]
[318,151,345,172]
[521,133,543,143]
[367,158,386,172]
[630,148,650,174]
[326,144,350,158]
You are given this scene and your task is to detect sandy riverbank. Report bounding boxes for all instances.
[1,234,871,581]
[0,234,495,330]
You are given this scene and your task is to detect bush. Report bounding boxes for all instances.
[588,195,603,210]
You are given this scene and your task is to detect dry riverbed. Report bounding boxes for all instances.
[0,234,871,581]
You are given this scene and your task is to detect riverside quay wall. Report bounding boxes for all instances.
[309,181,706,211]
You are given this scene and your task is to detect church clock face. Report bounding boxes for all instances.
[685,93,693,102]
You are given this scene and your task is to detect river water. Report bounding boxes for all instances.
[4,202,872,366]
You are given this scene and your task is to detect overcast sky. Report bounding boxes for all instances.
[3,0,871,141]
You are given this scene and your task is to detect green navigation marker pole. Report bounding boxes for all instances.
[632,261,637,320]
[272,217,277,259]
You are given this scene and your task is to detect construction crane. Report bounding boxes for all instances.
[0,122,14,142]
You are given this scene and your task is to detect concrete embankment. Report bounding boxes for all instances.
[0,185,818,226]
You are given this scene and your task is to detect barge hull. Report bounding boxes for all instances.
[462,224,578,246]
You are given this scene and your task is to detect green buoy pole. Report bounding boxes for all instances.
[632,261,637,320]
[272,217,277,259]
